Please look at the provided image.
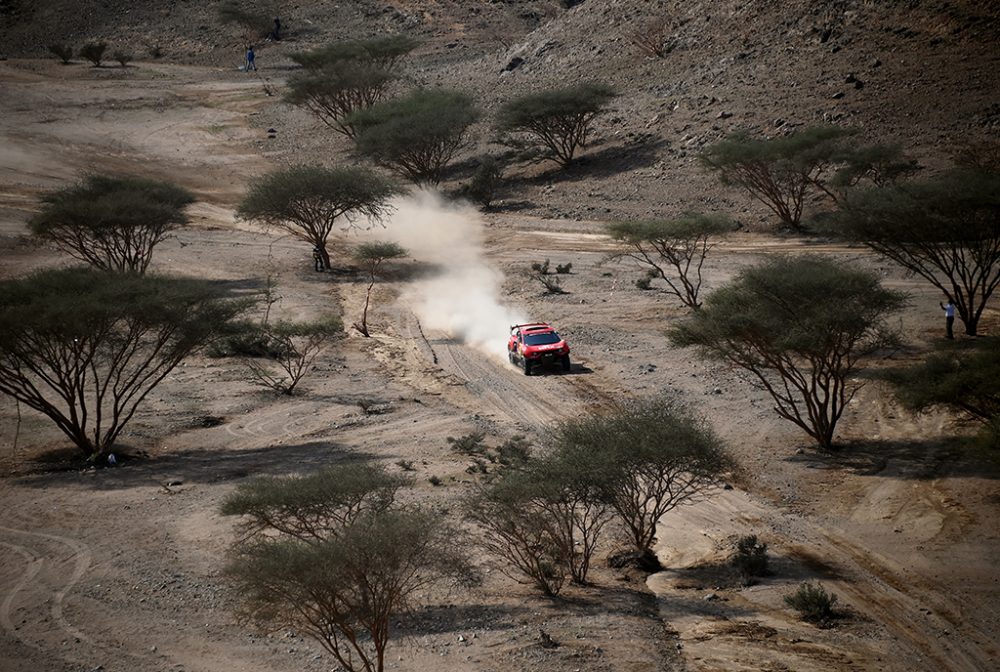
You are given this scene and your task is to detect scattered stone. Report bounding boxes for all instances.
[716,110,732,119]
[503,56,524,72]
[539,629,559,649]
[795,448,805,455]
[832,91,845,99]
[870,58,882,67]
[704,592,719,601]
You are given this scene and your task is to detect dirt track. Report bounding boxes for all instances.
[1,60,999,672]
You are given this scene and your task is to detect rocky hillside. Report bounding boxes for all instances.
[3,0,998,225]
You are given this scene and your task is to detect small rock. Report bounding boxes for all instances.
[832,91,845,99]
[871,58,882,67]
[716,110,732,119]
[704,592,719,601]
[795,448,805,454]
[539,629,558,649]
[503,56,524,72]
[457,635,465,642]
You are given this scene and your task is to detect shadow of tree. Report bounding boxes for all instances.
[785,436,1000,480]
[398,603,528,638]
[506,137,667,188]
[15,441,384,491]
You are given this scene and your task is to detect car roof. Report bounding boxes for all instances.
[513,323,550,332]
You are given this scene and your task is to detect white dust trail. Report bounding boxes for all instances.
[363,190,527,360]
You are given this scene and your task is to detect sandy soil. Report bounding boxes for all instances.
[1,59,999,672]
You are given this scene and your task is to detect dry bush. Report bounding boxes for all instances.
[630,16,676,58]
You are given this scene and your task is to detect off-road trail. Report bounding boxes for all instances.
[1,27,998,672]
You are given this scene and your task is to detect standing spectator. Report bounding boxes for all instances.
[272,17,281,41]
[940,297,956,339]
[313,246,324,272]
[245,45,257,72]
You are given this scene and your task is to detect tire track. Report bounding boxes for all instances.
[819,530,994,671]
[0,525,93,648]
[0,541,43,644]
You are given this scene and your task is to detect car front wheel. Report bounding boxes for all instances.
[523,358,532,376]
[561,354,571,372]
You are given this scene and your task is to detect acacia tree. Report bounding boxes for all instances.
[79,42,107,66]
[221,462,405,542]
[700,126,914,231]
[352,242,406,337]
[347,89,479,184]
[670,256,906,451]
[828,168,1000,336]
[606,213,732,309]
[29,174,195,274]
[286,36,418,138]
[226,509,472,672]
[237,165,399,270]
[466,473,569,596]
[223,462,470,672]
[0,268,248,460]
[550,398,732,556]
[527,449,613,584]
[497,82,616,167]
[244,317,342,395]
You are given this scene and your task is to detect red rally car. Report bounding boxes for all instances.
[507,323,571,375]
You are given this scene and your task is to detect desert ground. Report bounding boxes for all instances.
[1,22,999,672]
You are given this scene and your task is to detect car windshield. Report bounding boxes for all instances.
[524,332,561,345]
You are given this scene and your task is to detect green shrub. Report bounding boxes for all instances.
[531,259,552,275]
[784,582,838,624]
[555,263,572,274]
[79,42,107,67]
[206,326,286,359]
[113,51,133,67]
[447,432,487,456]
[48,44,73,64]
[465,155,504,208]
[635,276,652,290]
[732,534,768,583]
[493,435,531,466]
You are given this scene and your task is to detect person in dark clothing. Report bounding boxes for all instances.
[272,17,281,40]
[940,297,956,339]
[313,246,324,272]
[245,45,257,72]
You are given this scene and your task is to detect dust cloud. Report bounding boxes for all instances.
[367,190,527,359]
